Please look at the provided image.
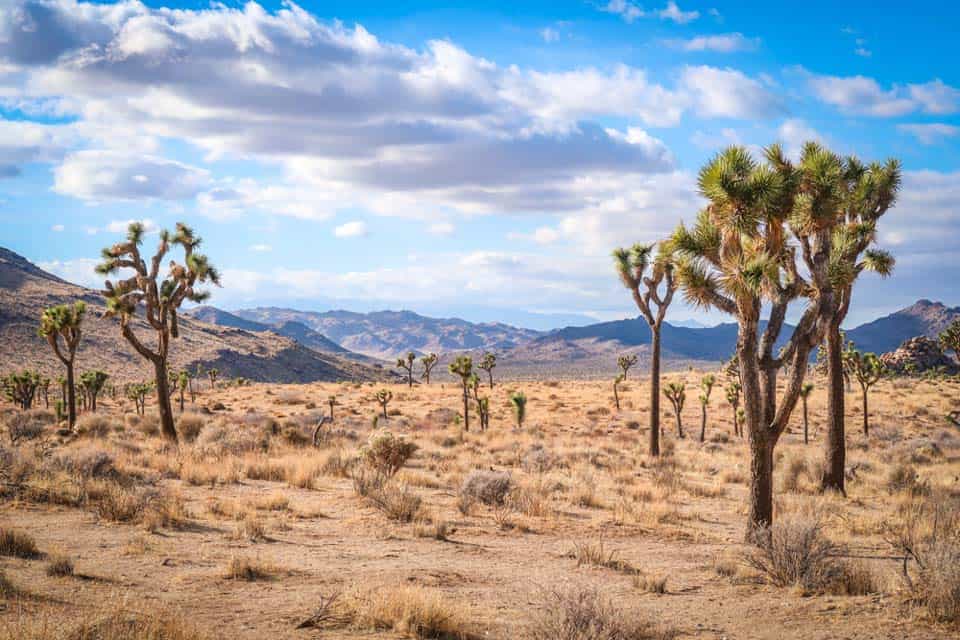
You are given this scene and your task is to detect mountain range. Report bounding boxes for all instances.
[2,246,956,382]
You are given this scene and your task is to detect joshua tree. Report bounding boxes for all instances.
[843,344,886,436]
[478,352,497,389]
[97,222,220,443]
[616,354,638,380]
[613,242,677,457]
[39,377,50,409]
[817,159,899,494]
[510,391,527,431]
[671,143,847,536]
[375,389,392,420]
[79,370,108,412]
[725,382,742,437]
[126,382,151,415]
[663,381,686,438]
[38,301,85,428]
[448,355,473,432]
[799,383,814,444]
[396,351,416,388]
[940,320,960,363]
[175,371,190,412]
[470,374,491,431]
[2,371,40,410]
[699,374,716,442]
[207,368,219,390]
[612,373,624,410]
[420,353,439,384]
[327,395,337,421]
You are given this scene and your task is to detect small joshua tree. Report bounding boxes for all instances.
[396,351,416,388]
[207,368,219,390]
[725,382,741,437]
[510,391,527,431]
[420,353,439,384]
[97,222,219,442]
[175,371,189,412]
[448,355,473,432]
[39,377,50,409]
[126,382,151,415]
[617,354,638,380]
[327,395,337,421]
[39,301,85,428]
[843,344,885,436]
[79,370,108,412]
[800,382,814,444]
[478,352,497,389]
[940,320,960,364]
[663,381,686,439]
[375,389,393,420]
[612,373,624,410]
[699,374,716,442]
[470,374,491,431]
[2,371,40,410]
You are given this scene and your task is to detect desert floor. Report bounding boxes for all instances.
[1,372,958,639]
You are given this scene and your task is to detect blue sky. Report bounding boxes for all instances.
[1,1,958,329]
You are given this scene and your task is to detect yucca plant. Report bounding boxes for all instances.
[699,374,716,442]
[2,370,40,410]
[843,344,886,436]
[799,383,814,444]
[616,354,638,381]
[126,382,152,415]
[327,395,337,421]
[420,352,439,384]
[38,301,85,428]
[940,320,960,364]
[375,389,392,420]
[207,368,219,390]
[97,222,219,442]
[670,142,848,536]
[79,370,108,413]
[663,381,686,439]
[612,373,624,411]
[448,355,473,432]
[470,374,491,431]
[725,382,742,437]
[510,391,527,431]
[478,352,497,389]
[176,371,190,412]
[613,242,676,456]
[396,351,416,388]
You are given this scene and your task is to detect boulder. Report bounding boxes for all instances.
[880,336,958,374]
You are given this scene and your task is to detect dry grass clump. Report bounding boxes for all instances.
[51,447,117,479]
[887,492,960,623]
[45,554,75,577]
[459,470,512,507]
[232,513,267,541]
[342,585,477,639]
[0,607,209,640]
[4,409,50,443]
[358,430,418,477]
[223,555,277,581]
[176,413,207,442]
[633,571,668,594]
[88,482,188,531]
[529,585,675,640]
[75,414,119,438]
[569,539,633,573]
[0,527,40,558]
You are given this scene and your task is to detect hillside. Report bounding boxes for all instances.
[845,299,960,355]
[234,307,543,360]
[0,248,388,383]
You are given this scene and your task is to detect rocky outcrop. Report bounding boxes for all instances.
[880,336,958,374]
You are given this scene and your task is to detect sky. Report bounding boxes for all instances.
[0,0,958,330]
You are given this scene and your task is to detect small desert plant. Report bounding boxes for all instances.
[478,352,497,389]
[510,392,527,430]
[698,374,716,443]
[725,382,742,437]
[177,413,206,442]
[45,554,75,577]
[745,514,845,593]
[460,470,513,506]
[396,352,416,388]
[420,353,439,384]
[663,381,685,438]
[224,555,275,581]
[375,389,393,420]
[0,527,40,558]
[529,585,675,640]
[617,354,638,380]
[612,373,624,410]
[843,343,886,436]
[448,355,473,432]
[358,430,417,477]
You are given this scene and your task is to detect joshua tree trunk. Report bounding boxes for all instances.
[861,385,869,436]
[153,359,178,442]
[613,381,620,411]
[65,364,76,429]
[699,403,707,443]
[649,331,661,456]
[739,322,773,538]
[674,406,683,438]
[802,396,809,445]
[821,323,846,494]
[461,385,470,432]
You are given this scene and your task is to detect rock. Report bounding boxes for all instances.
[880,336,958,374]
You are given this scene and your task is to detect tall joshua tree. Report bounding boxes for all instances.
[663,381,686,438]
[616,354,638,380]
[613,242,676,456]
[97,222,220,443]
[799,383,814,444]
[420,353,439,384]
[843,344,885,436]
[671,143,844,536]
[39,301,86,429]
[478,352,497,389]
[819,157,899,493]
[397,352,416,388]
[448,355,473,432]
[699,374,716,442]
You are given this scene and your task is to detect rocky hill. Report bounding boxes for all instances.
[846,299,960,355]
[0,248,388,383]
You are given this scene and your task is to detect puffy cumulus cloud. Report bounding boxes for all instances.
[601,1,644,23]
[36,257,102,289]
[53,150,209,200]
[0,118,77,176]
[802,70,960,117]
[897,123,959,145]
[0,1,789,219]
[104,218,158,233]
[666,33,759,53]
[333,220,368,238]
[680,66,783,119]
[657,2,699,24]
[776,118,825,158]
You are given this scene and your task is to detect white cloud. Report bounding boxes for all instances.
[104,218,158,234]
[777,118,824,157]
[0,119,77,177]
[602,1,644,23]
[803,70,960,117]
[658,2,700,24]
[53,151,209,200]
[680,66,783,119]
[249,243,272,252]
[333,220,368,238]
[897,123,960,145]
[427,222,455,236]
[540,27,559,43]
[533,226,560,244]
[666,33,759,53]
[51,224,64,232]
[37,258,101,289]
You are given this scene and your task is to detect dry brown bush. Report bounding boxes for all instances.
[529,585,675,640]
[0,527,40,558]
